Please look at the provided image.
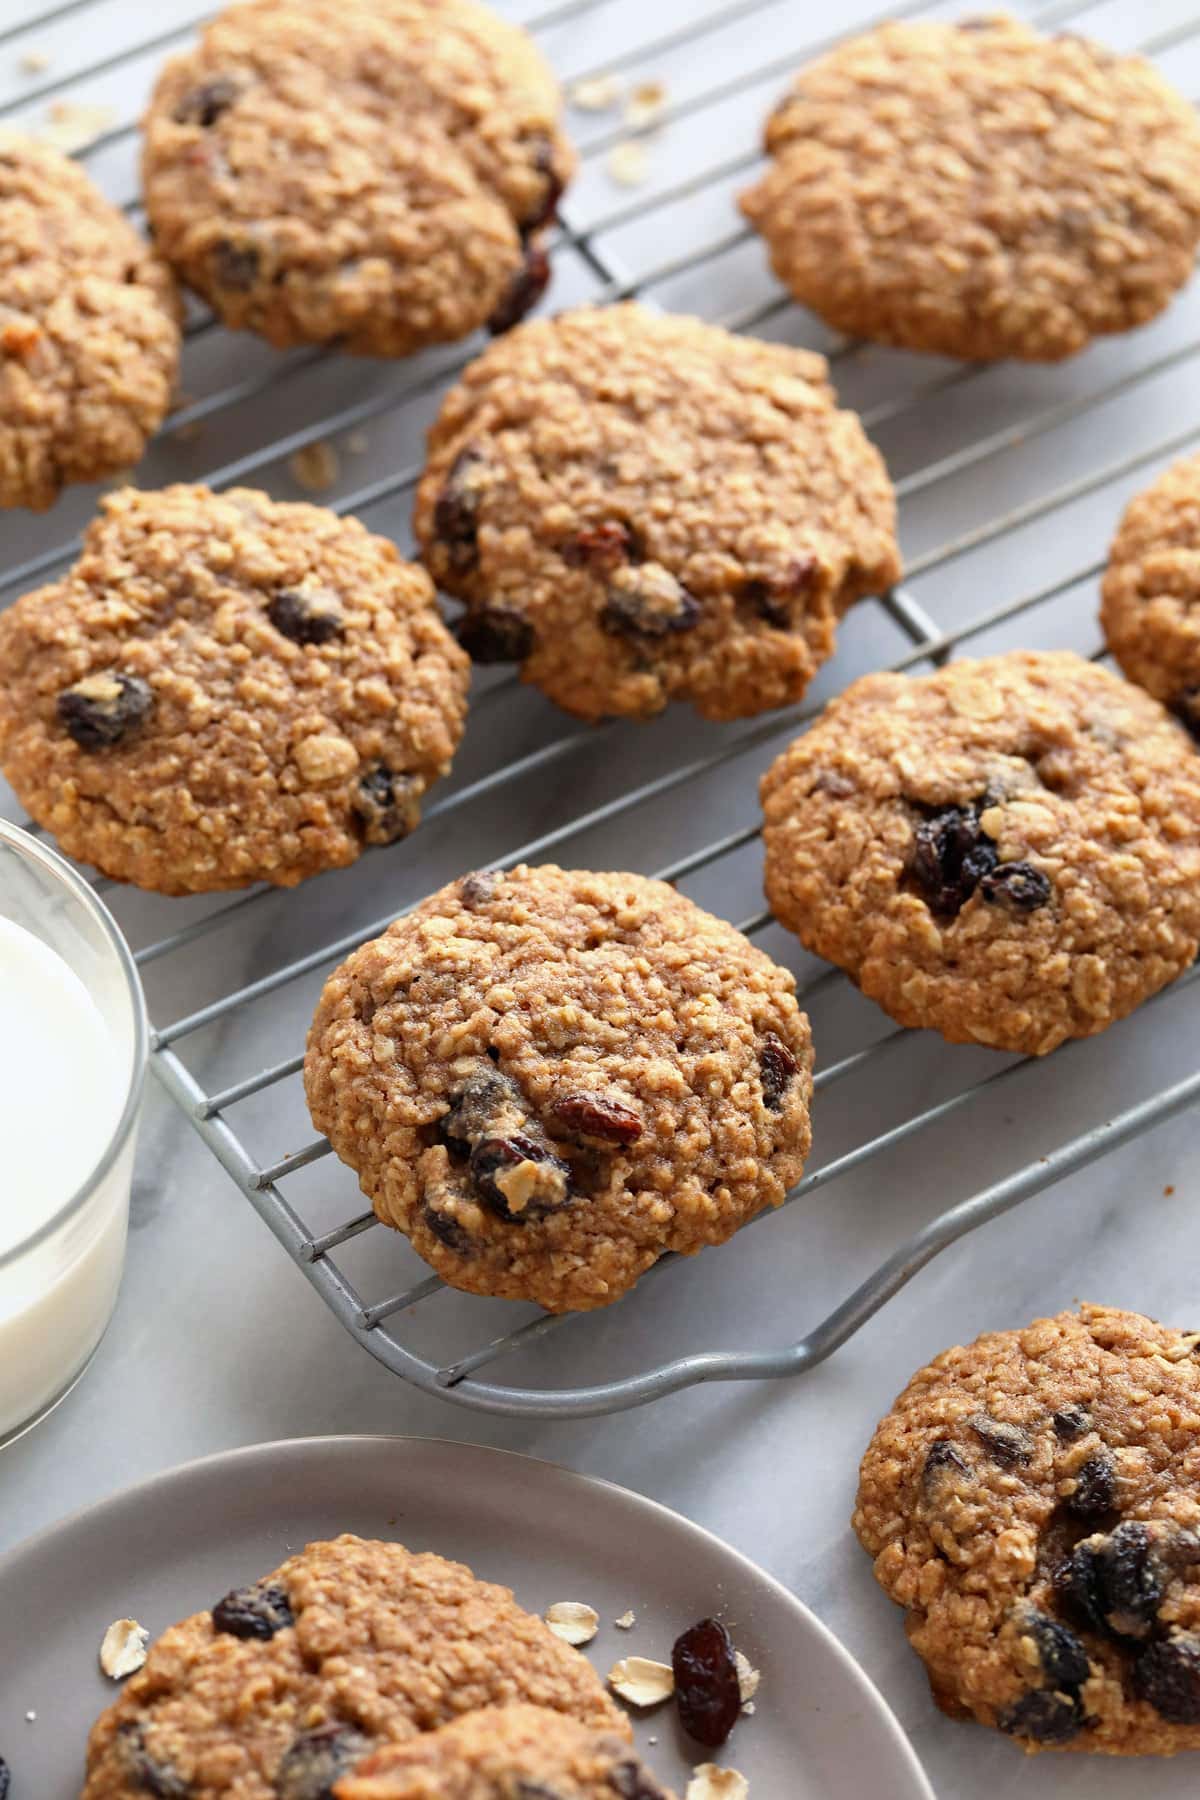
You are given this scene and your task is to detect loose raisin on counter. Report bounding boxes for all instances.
[275,1725,370,1800]
[58,671,154,749]
[211,1580,294,1640]
[672,1617,742,1749]
[1133,1632,1200,1724]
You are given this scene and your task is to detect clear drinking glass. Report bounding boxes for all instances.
[0,821,147,1447]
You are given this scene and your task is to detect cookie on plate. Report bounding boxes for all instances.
[760,650,1200,1055]
[0,130,180,511]
[1101,454,1200,737]
[141,0,574,356]
[337,1704,674,1799]
[740,17,1200,362]
[83,1535,625,1799]
[413,302,900,722]
[855,1304,1200,1754]
[0,484,468,894]
[304,864,814,1311]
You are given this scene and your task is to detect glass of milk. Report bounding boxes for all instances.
[0,820,147,1446]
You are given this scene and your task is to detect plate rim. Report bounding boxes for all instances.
[0,1433,936,1800]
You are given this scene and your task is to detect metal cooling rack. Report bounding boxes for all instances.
[3,0,1200,1417]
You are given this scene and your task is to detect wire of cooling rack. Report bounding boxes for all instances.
[5,0,1200,1416]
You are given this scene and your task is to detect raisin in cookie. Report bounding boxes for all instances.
[1102,454,1200,740]
[0,484,468,894]
[760,650,1200,1056]
[855,1304,1200,1754]
[338,1704,673,1799]
[141,0,573,356]
[0,131,180,511]
[741,18,1200,363]
[413,303,900,722]
[304,864,814,1311]
[83,1535,625,1799]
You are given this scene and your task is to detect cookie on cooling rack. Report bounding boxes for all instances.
[83,1535,625,1799]
[1101,453,1200,737]
[0,130,181,511]
[141,0,573,356]
[855,1303,1200,1755]
[304,863,814,1312]
[413,302,900,722]
[0,483,469,894]
[759,650,1200,1056]
[740,17,1200,362]
[337,1703,674,1799]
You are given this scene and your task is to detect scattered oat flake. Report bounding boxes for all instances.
[686,1767,748,1800]
[734,1649,760,1706]
[99,1618,149,1680]
[346,430,369,455]
[608,1655,675,1707]
[615,1610,636,1630]
[607,141,649,189]
[1165,1184,1175,1196]
[544,1601,599,1646]
[37,100,116,153]
[625,80,667,130]
[25,1711,36,1722]
[20,49,50,74]
[570,72,621,113]
[289,440,339,493]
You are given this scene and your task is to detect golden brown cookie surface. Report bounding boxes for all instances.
[1102,454,1200,738]
[741,17,1200,362]
[304,864,814,1311]
[141,0,573,355]
[413,303,899,722]
[854,1305,1200,1754]
[336,1704,673,1799]
[0,484,468,894]
[83,1536,626,1798]
[760,650,1200,1055]
[0,131,180,511]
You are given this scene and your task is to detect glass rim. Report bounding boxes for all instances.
[0,820,148,1271]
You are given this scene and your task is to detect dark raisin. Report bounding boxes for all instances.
[117,1724,191,1797]
[1018,1608,1090,1690]
[1133,1632,1200,1724]
[608,1763,669,1800]
[743,554,819,627]
[459,870,499,908]
[907,803,998,917]
[420,1202,473,1255]
[1056,1521,1168,1640]
[440,1066,526,1157]
[469,1132,573,1220]
[998,1688,1084,1745]
[58,671,154,749]
[434,445,488,572]
[274,1724,370,1800]
[1067,1453,1118,1521]
[552,1091,643,1144]
[564,520,637,571]
[979,861,1052,911]
[0,1757,9,1800]
[267,586,344,645]
[1053,1405,1092,1441]
[488,242,551,335]
[603,566,700,639]
[211,1580,293,1640]
[457,604,533,664]
[923,1438,972,1490]
[173,77,239,125]
[211,239,260,291]
[672,1617,742,1749]
[759,1033,798,1109]
[514,1786,566,1800]
[969,1412,1032,1465]
[352,766,420,846]
[1171,688,1200,743]
[519,134,564,235]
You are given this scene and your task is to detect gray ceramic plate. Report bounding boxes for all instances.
[0,1436,934,1798]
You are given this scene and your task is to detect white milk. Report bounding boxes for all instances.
[0,915,130,1441]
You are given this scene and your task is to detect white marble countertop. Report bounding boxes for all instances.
[4,0,1200,1796]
